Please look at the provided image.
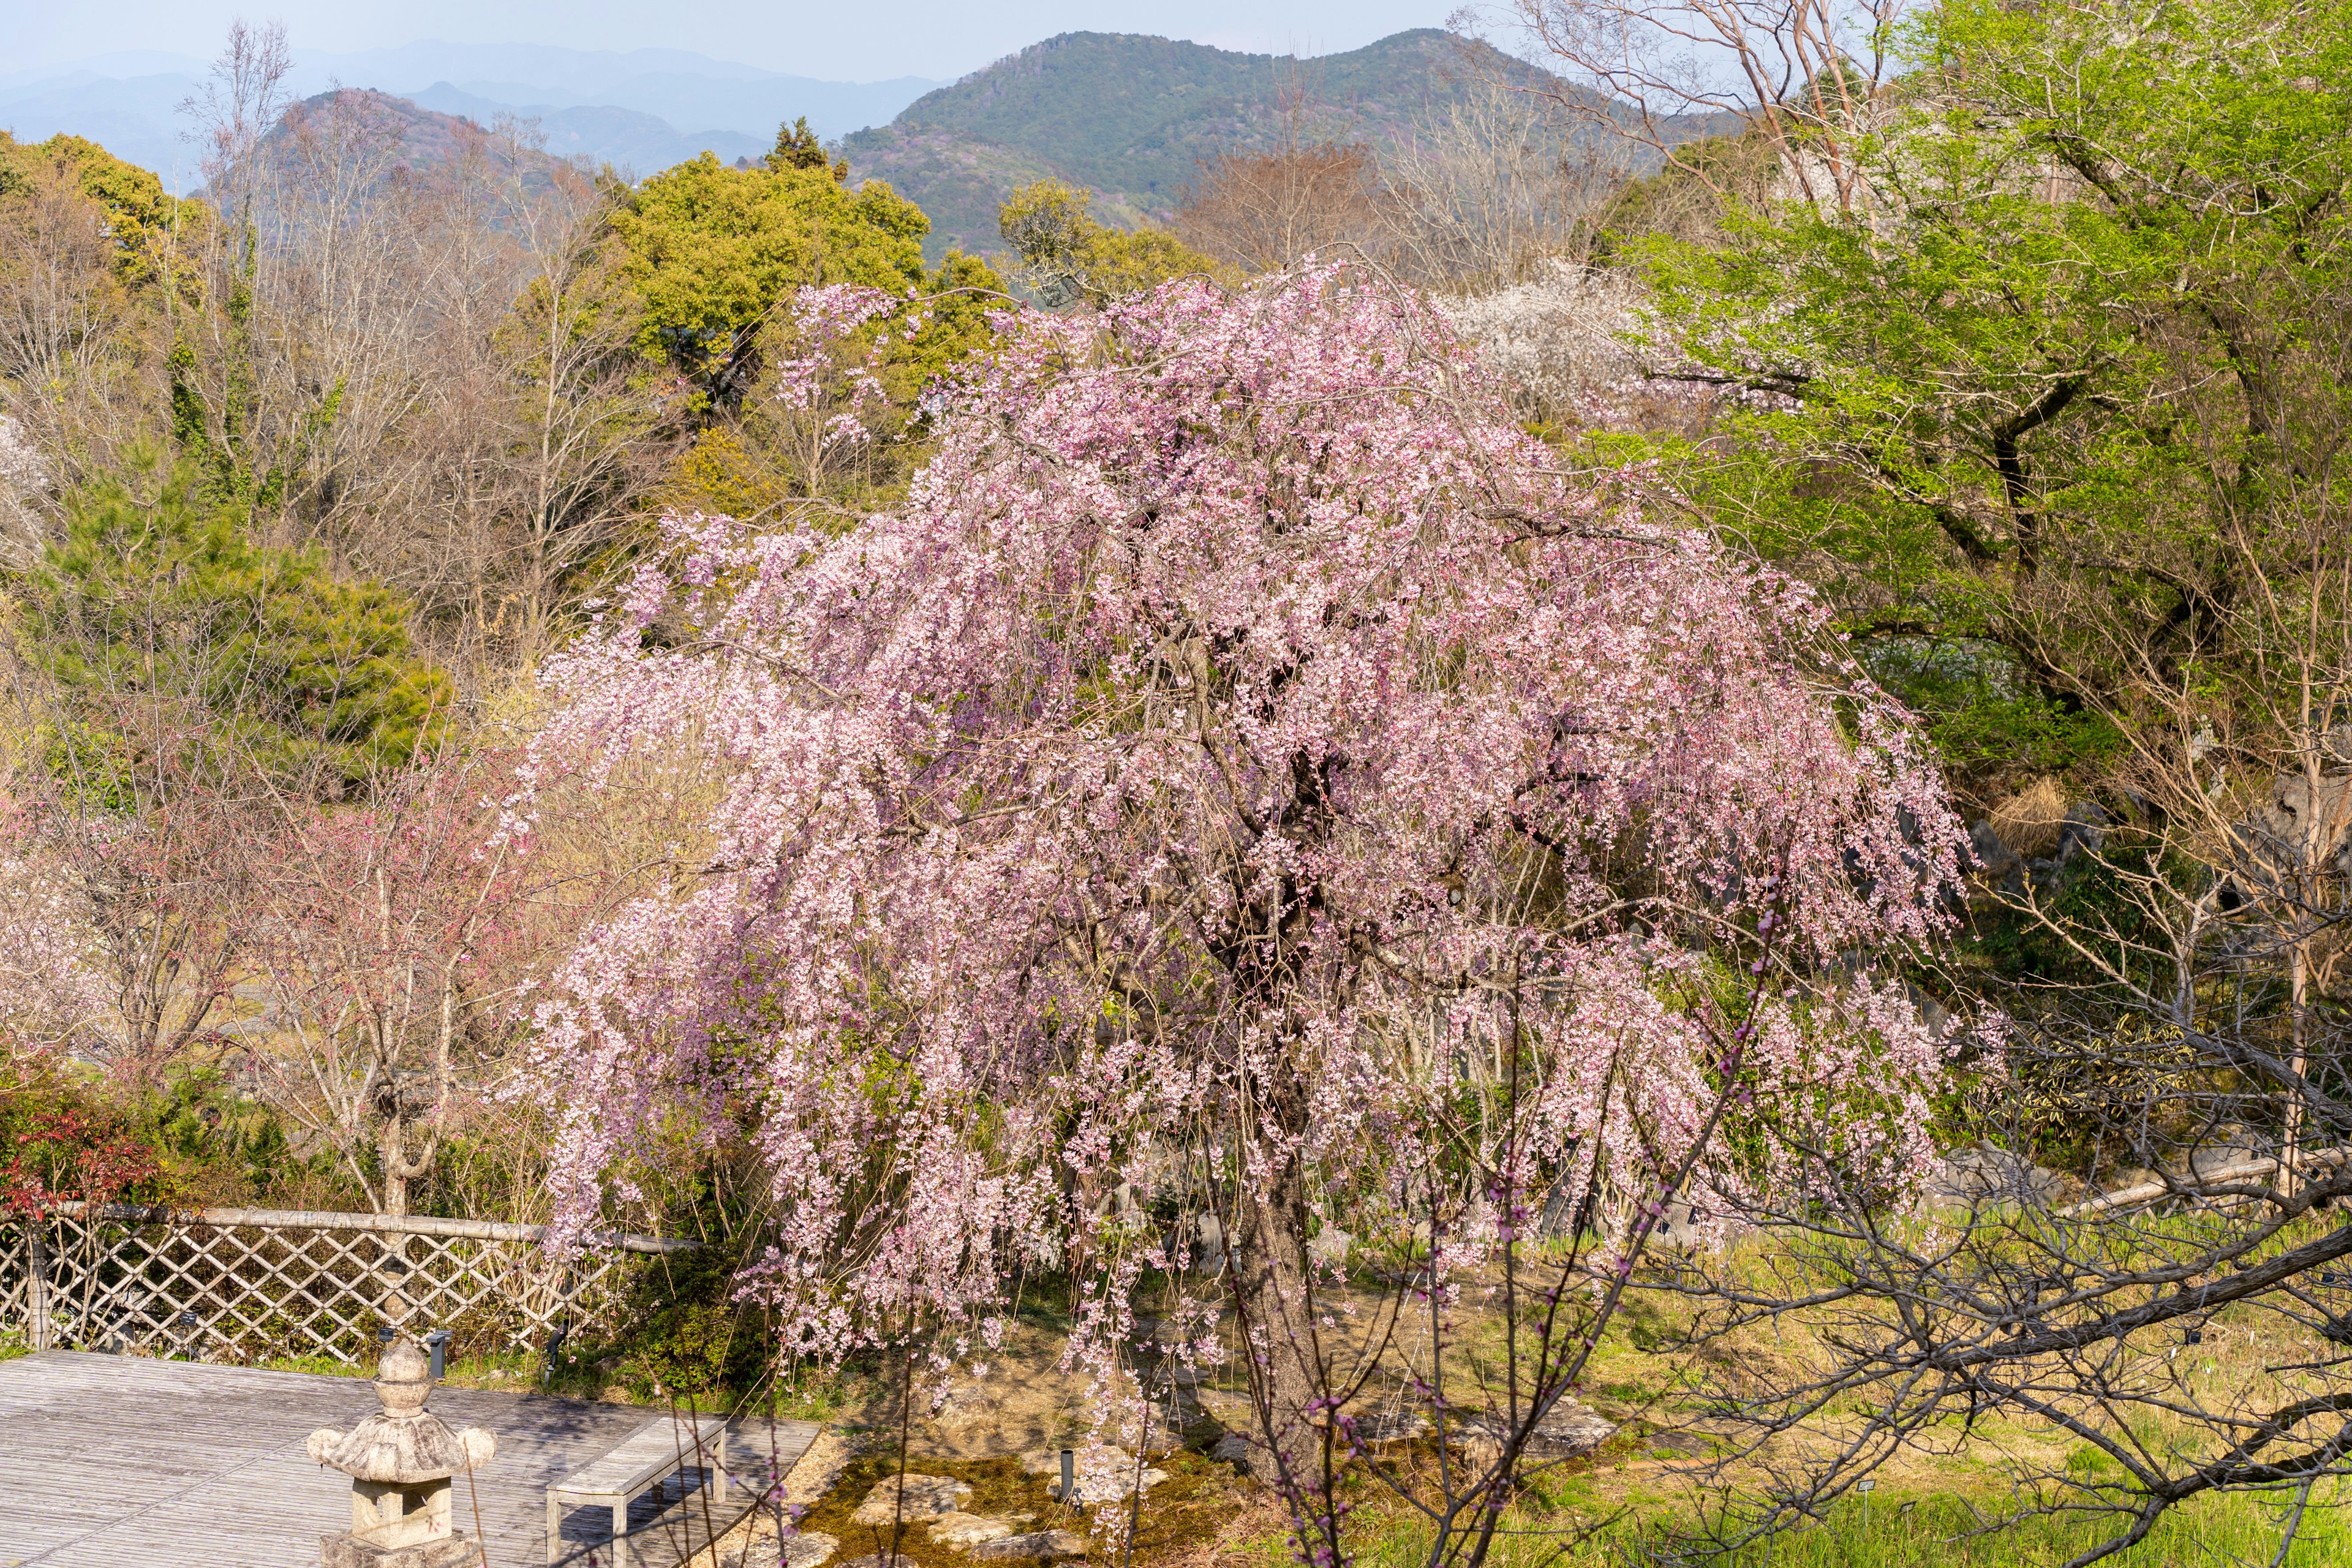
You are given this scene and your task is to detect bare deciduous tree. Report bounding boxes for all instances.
[1497,0,1900,211]
[1382,77,1634,288]
[1648,515,2352,1566]
[244,748,527,1217]
[163,60,662,682]
[1178,140,1394,273]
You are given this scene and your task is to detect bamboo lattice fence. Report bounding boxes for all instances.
[0,1203,694,1364]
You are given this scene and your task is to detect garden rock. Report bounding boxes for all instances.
[971,1529,1090,1559]
[930,1511,1019,1548]
[1919,1146,2067,1209]
[1191,1213,1226,1275]
[1460,1400,1616,1461]
[1653,1200,1749,1249]
[2057,801,2108,862]
[705,1510,837,1567]
[1357,1411,1432,1444]
[1969,820,2026,894]
[2190,1128,2275,1180]
[1307,1226,1352,1268]
[851,1474,973,1526]
[933,1380,1006,1432]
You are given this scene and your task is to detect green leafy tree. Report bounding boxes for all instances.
[654,246,1008,523]
[608,151,933,399]
[998,178,1238,307]
[0,130,205,290]
[1627,0,2352,790]
[765,116,847,183]
[13,454,450,801]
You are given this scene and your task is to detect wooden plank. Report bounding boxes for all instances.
[557,1414,730,1498]
[0,1352,808,1568]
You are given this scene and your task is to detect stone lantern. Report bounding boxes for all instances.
[307,1333,497,1567]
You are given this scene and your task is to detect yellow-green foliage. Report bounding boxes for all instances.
[998,178,1238,305]
[609,152,933,379]
[660,426,783,520]
[650,246,1009,521]
[0,129,207,288]
[895,249,1008,386]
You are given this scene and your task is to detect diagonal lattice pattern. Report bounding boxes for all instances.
[0,1207,662,1365]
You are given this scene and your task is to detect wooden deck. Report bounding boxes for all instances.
[0,1351,820,1568]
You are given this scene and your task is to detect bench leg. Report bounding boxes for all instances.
[715,1430,729,1503]
[547,1494,560,1566]
[613,1498,629,1568]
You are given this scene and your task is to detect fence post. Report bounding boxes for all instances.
[25,1221,52,1352]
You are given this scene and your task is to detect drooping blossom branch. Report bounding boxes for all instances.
[513,263,1967,1537]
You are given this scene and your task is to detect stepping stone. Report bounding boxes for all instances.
[851,1474,974,1525]
[719,1531,839,1568]
[972,1528,1090,1559]
[930,1510,1019,1548]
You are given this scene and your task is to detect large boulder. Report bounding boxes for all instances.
[780,1534,840,1568]
[2237,773,2352,889]
[1306,1225,1353,1269]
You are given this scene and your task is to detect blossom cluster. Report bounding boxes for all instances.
[1438,260,1648,416]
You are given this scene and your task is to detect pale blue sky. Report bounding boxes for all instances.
[3,0,1463,82]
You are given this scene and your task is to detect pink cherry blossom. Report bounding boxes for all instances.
[515,265,1966,1419]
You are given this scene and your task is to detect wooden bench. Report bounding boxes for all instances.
[546,1412,729,1567]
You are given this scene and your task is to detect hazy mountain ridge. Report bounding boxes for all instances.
[401,85,767,176]
[0,42,940,192]
[843,29,1652,260]
[6,29,1724,255]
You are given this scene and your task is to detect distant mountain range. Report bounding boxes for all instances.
[6,31,1731,264]
[399,85,769,173]
[0,42,940,189]
[843,30,1714,261]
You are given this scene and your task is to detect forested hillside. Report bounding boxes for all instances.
[844,28,1723,257]
[7,7,2352,1568]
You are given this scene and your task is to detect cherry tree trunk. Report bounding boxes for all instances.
[1228,1088,1325,1491]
